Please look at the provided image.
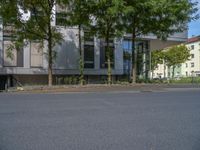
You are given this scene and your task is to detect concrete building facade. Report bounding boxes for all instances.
[0,7,188,88]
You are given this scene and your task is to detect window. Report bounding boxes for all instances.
[191,45,194,50]
[84,31,95,69]
[30,42,43,67]
[105,46,114,68]
[123,40,132,75]
[191,62,194,68]
[55,5,69,26]
[84,45,94,68]
[3,41,17,67]
[84,31,94,43]
[123,40,132,61]
[100,40,115,69]
[16,48,24,67]
[185,63,188,68]
[56,12,68,26]
[123,40,132,52]
[3,25,24,67]
[191,54,194,59]
[186,72,188,76]
[3,26,16,40]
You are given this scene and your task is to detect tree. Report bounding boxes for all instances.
[67,0,95,85]
[164,45,190,78]
[92,0,125,85]
[0,0,69,86]
[123,0,198,83]
[151,50,164,78]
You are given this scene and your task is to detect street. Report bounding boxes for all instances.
[0,90,200,150]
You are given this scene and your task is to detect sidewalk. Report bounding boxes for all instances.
[5,83,200,94]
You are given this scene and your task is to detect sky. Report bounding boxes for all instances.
[188,1,200,37]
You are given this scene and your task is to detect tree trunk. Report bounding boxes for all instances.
[78,25,84,85]
[172,66,175,79]
[152,70,154,79]
[106,37,112,85]
[164,62,166,78]
[131,27,137,83]
[167,66,171,79]
[48,23,53,86]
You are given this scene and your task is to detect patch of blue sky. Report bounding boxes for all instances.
[188,0,200,37]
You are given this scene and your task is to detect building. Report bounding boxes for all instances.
[0,7,188,89]
[153,36,200,79]
[181,36,200,77]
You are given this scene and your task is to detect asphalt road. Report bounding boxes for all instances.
[0,90,200,150]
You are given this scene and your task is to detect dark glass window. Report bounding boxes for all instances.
[191,62,194,67]
[105,46,114,68]
[123,40,132,51]
[84,31,94,69]
[100,43,115,69]
[84,31,94,42]
[84,45,94,68]
[56,12,68,26]
[3,26,16,40]
[17,48,24,67]
[123,40,132,75]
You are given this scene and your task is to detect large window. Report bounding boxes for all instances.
[3,41,17,67]
[56,12,68,26]
[104,46,114,68]
[30,42,43,68]
[3,40,24,67]
[84,45,94,68]
[55,5,69,26]
[136,41,150,78]
[122,39,150,79]
[123,40,132,75]
[3,24,24,67]
[84,31,94,69]
[100,39,115,69]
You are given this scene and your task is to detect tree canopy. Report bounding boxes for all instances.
[151,50,164,71]
[123,0,198,82]
[165,45,190,67]
[91,0,125,84]
[163,45,190,78]
[0,0,198,85]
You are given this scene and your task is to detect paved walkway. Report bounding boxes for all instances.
[6,83,200,94]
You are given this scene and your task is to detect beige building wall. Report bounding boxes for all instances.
[152,40,200,78]
[181,41,200,77]
[150,39,184,78]
[152,63,169,79]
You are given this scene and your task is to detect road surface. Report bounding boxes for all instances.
[0,90,200,150]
